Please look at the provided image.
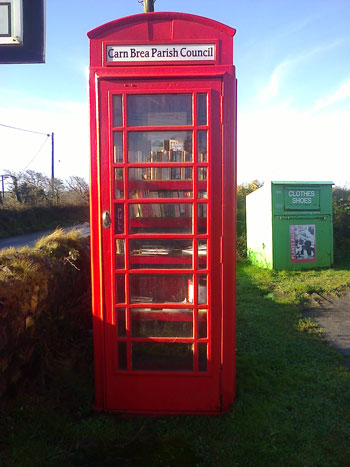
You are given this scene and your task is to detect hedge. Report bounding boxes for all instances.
[0,205,89,238]
[0,229,92,399]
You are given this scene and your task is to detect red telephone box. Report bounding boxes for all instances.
[88,12,237,414]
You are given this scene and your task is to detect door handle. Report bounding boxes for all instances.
[102,210,111,229]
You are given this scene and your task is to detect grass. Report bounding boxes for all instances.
[1,261,350,466]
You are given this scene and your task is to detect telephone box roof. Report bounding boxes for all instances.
[88,11,236,39]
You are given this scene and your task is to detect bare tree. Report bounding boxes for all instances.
[22,170,50,190]
[3,170,65,205]
[65,176,89,204]
[4,171,22,203]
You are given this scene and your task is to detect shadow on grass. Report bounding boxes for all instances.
[1,262,350,467]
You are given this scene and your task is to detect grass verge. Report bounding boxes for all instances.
[0,261,350,466]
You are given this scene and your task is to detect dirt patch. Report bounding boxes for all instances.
[303,290,350,364]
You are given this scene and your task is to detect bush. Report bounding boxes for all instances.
[333,186,350,261]
[0,229,91,399]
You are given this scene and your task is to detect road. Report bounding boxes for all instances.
[304,292,350,364]
[0,223,90,250]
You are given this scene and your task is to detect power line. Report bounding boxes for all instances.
[1,122,55,179]
[20,134,50,173]
[0,122,50,136]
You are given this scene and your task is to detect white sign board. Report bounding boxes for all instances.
[0,0,23,45]
[106,43,216,62]
[0,4,10,36]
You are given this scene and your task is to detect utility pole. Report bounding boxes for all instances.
[0,174,14,204]
[143,0,155,12]
[0,175,4,204]
[51,132,55,183]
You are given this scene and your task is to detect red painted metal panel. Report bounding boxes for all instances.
[88,12,235,39]
[221,70,237,410]
[88,12,236,415]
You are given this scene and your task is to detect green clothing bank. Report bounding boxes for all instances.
[246,182,334,270]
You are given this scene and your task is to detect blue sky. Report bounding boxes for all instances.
[0,0,349,186]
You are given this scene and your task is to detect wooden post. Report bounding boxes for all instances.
[51,132,55,193]
[0,175,3,204]
[144,0,155,12]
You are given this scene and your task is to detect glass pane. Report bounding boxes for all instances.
[115,239,125,269]
[129,274,193,304]
[197,131,207,162]
[129,203,192,234]
[130,239,193,269]
[198,239,207,270]
[129,167,192,199]
[114,204,124,234]
[198,167,208,201]
[131,308,193,337]
[198,203,207,234]
[113,132,123,163]
[113,95,123,127]
[198,309,207,338]
[128,131,192,163]
[198,167,207,181]
[115,168,123,180]
[116,274,126,304]
[198,343,208,372]
[129,189,192,199]
[129,167,192,182]
[198,275,207,305]
[115,168,124,199]
[132,342,193,371]
[197,93,207,126]
[128,167,151,181]
[118,342,127,370]
[128,94,192,126]
[188,279,194,304]
[117,308,126,337]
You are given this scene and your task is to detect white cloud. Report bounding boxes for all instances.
[258,40,346,106]
[245,35,350,187]
[238,106,350,187]
[312,80,350,112]
[258,62,289,104]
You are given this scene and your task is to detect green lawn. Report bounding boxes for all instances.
[1,262,350,466]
